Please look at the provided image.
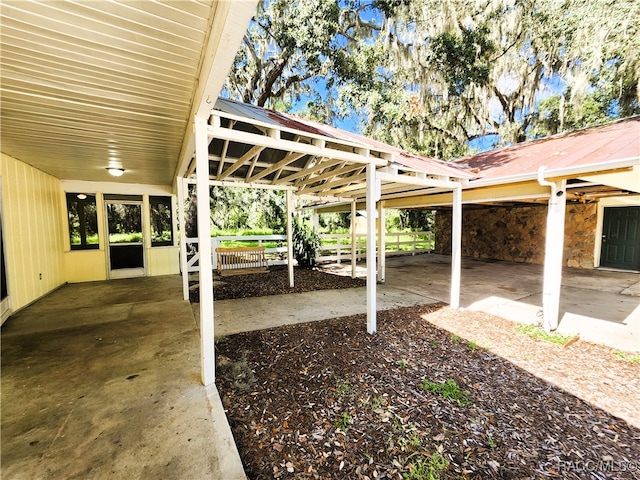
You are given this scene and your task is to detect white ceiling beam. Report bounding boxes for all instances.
[217,144,265,180]
[216,138,230,177]
[296,163,365,189]
[376,171,461,189]
[208,124,387,167]
[246,151,306,183]
[297,173,367,196]
[275,158,342,184]
[208,180,297,191]
[297,160,347,187]
[174,2,256,181]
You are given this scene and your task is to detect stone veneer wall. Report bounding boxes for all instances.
[434,203,597,268]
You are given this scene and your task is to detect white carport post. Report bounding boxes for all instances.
[377,202,386,283]
[366,162,377,334]
[539,172,567,331]
[286,189,295,288]
[351,200,357,279]
[195,116,215,386]
[450,186,462,309]
[177,177,189,301]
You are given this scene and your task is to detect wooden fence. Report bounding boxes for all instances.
[184,231,434,273]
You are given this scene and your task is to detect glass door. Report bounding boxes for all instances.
[105,197,145,279]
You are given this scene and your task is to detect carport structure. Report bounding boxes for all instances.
[180,98,473,384]
[0,0,473,388]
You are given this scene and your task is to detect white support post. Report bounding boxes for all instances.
[366,163,377,334]
[286,189,295,288]
[377,202,386,283]
[351,200,357,279]
[541,180,567,331]
[177,177,189,301]
[312,210,320,265]
[195,116,215,386]
[450,186,462,309]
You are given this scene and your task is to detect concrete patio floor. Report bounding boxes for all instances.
[2,255,637,479]
[215,254,639,351]
[1,275,246,480]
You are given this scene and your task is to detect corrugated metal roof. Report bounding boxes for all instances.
[461,116,640,179]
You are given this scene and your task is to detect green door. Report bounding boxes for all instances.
[601,206,640,271]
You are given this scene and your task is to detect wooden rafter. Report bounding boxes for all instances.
[208,123,386,168]
[218,144,265,180]
[275,158,343,185]
[296,163,365,192]
[217,139,230,177]
[296,160,345,187]
[297,173,367,196]
[246,151,306,183]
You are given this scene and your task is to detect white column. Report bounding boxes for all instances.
[195,116,215,386]
[542,180,567,331]
[377,202,386,283]
[177,177,189,301]
[351,200,357,279]
[286,189,295,288]
[312,210,320,265]
[450,186,462,309]
[366,163,377,334]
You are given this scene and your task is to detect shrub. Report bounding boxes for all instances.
[292,217,320,269]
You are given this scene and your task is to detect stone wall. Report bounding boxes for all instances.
[434,203,597,268]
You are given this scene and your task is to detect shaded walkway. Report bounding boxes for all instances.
[213,255,639,351]
[1,275,245,480]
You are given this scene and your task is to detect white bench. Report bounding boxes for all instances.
[215,246,269,276]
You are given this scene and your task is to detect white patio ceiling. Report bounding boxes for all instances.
[0,0,255,187]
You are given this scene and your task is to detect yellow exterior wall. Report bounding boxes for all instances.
[147,247,180,276]
[60,188,108,283]
[0,153,66,311]
[64,250,107,283]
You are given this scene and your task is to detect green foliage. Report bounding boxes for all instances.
[615,351,640,363]
[397,359,409,369]
[226,0,640,155]
[403,451,450,480]
[292,217,320,269]
[516,324,575,345]
[367,395,386,409]
[420,379,470,406]
[467,341,477,351]
[388,209,434,232]
[318,212,351,232]
[429,25,495,96]
[334,412,351,430]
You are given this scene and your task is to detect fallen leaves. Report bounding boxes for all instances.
[216,305,640,479]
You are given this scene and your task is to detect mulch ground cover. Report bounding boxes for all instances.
[216,304,640,480]
[189,265,365,302]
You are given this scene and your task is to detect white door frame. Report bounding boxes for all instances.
[104,197,146,279]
